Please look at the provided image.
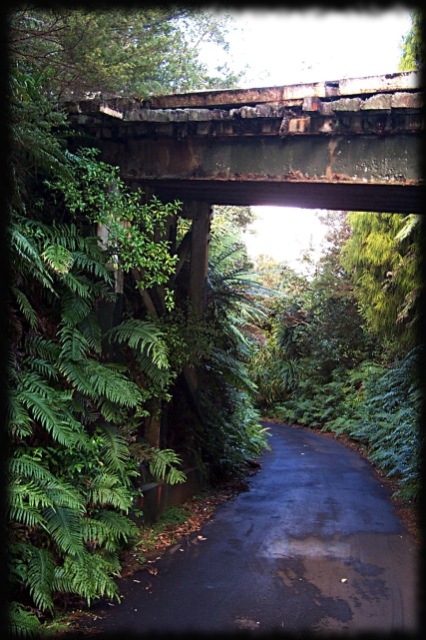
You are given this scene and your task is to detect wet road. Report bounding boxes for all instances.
[86,424,419,636]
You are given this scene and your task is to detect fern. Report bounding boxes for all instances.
[17,385,81,448]
[87,472,134,511]
[42,243,74,274]
[52,553,121,607]
[97,423,135,477]
[108,318,170,369]
[7,390,33,438]
[11,286,38,329]
[146,448,186,485]
[8,602,42,638]
[58,325,91,361]
[8,484,48,528]
[59,358,143,407]
[87,360,144,405]
[26,546,56,613]
[79,311,103,353]
[84,511,138,549]
[60,293,92,326]
[43,506,85,556]
[136,352,172,389]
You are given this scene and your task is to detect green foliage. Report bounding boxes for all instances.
[49,148,181,306]
[191,213,271,480]
[250,210,421,503]
[7,59,187,636]
[142,447,187,485]
[8,602,43,638]
[398,10,423,71]
[7,12,257,637]
[8,8,244,99]
[340,213,420,352]
[108,319,170,370]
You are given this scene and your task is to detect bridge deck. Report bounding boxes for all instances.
[65,72,423,213]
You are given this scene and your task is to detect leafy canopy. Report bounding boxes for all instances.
[8,7,244,99]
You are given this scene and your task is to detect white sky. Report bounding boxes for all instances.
[200,8,413,268]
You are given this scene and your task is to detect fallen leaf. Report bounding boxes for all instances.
[133,579,141,583]
[341,578,347,583]
[148,567,158,576]
[197,535,207,541]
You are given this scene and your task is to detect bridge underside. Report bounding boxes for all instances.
[98,131,421,213]
[134,179,420,214]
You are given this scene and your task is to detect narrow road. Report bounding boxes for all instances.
[85,424,419,636]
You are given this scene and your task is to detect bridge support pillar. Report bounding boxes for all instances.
[186,201,213,319]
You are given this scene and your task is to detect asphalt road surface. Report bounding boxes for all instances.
[84,424,419,637]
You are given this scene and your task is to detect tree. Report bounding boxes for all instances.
[340,213,421,353]
[398,9,423,71]
[7,7,244,99]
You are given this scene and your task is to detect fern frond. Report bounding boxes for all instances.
[8,484,47,528]
[87,472,134,511]
[19,388,79,447]
[58,325,91,361]
[78,311,102,353]
[136,352,172,389]
[8,601,42,638]
[43,506,85,556]
[60,272,93,298]
[97,398,127,423]
[10,223,56,293]
[108,319,169,369]
[24,335,60,362]
[11,287,38,328]
[53,552,120,606]
[394,214,420,243]
[85,360,143,406]
[82,512,138,550]
[147,448,186,485]
[72,249,112,279]
[97,423,133,476]
[42,243,74,274]
[27,546,55,613]
[6,390,33,438]
[96,510,139,543]
[9,455,57,484]
[61,293,92,326]
[9,457,85,512]
[58,360,95,396]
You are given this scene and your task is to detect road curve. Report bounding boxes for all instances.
[85,424,419,636]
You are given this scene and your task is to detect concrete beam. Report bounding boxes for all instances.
[132,180,422,214]
[111,135,421,183]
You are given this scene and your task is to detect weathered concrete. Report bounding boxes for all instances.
[65,72,423,213]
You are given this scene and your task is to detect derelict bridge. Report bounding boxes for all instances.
[64,71,423,463]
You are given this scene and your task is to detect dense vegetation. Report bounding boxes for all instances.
[251,211,422,505]
[6,7,422,637]
[6,8,266,637]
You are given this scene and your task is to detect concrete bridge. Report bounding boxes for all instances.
[66,71,423,214]
[65,72,423,471]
